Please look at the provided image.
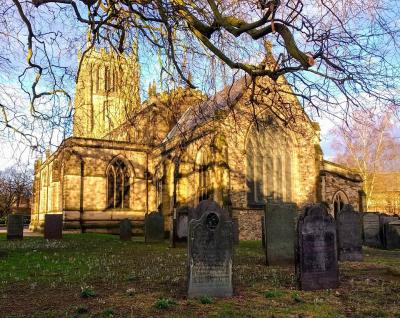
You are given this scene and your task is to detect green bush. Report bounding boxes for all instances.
[264,290,284,298]
[80,287,96,298]
[154,298,176,309]
[102,307,115,317]
[199,295,214,304]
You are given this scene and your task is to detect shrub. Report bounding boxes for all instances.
[199,295,214,304]
[154,298,176,309]
[80,287,96,298]
[103,307,115,317]
[264,290,284,298]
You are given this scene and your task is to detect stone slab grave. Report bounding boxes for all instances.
[170,206,191,247]
[264,202,297,265]
[296,204,339,291]
[383,220,400,250]
[380,214,399,249]
[145,211,164,242]
[44,214,63,240]
[337,204,363,261]
[362,213,381,248]
[188,201,233,298]
[7,214,24,240]
[120,219,132,241]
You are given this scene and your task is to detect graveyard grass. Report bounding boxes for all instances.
[0,234,399,318]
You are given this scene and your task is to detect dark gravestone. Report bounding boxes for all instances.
[296,204,339,291]
[380,214,399,248]
[264,202,297,265]
[145,211,164,242]
[188,202,233,298]
[384,221,400,249]
[261,215,265,249]
[362,213,381,247]
[7,214,24,240]
[120,219,132,241]
[190,199,230,222]
[44,214,63,240]
[337,205,362,261]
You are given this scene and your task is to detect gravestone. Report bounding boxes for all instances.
[120,219,132,241]
[170,206,192,247]
[264,202,297,265]
[383,220,400,250]
[296,204,339,291]
[362,213,381,248]
[44,214,63,240]
[380,214,398,248]
[337,205,362,261]
[145,211,164,242]
[261,215,265,249]
[7,214,24,240]
[188,202,233,298]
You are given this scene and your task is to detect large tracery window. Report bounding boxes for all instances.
[198,148,212,202]
[107,159,130,209]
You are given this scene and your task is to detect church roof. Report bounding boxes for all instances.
[164,75,251,142]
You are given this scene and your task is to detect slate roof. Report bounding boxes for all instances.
[164,75,251,142]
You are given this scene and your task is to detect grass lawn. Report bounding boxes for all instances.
[0,234,399,318]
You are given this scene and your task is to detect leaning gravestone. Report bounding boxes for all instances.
[264,202,297,265]
[120,219,132,241]
[296,204,339,291]
[44,214,63,240]
[145,211,164,242]
[383,220,400,250]
[380,214,399,248]
[188,202,233,298]
[337,205,363,261]
[7,214,24,240]
[362,213,381,248]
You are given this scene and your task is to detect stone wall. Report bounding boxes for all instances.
[232,208,264,241]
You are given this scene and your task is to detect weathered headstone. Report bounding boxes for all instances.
[44,214,63,240]
[337,205,362,261]
[296,204,339,291]
[384,221,400,249]
[145,211,164,242]
[188,202,233,298]
[189,200,230,222]
[380,214,398,248]
[362,213,381,248]
[7,214,24,240]
[264,202,297,265]
[120,219,132,241]
[170,206,191,247]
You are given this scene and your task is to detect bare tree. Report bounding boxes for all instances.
[0,167,32,218]
[0,0,399,151]
[331,109,400,211]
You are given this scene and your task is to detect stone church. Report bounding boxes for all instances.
[29,47,364,240]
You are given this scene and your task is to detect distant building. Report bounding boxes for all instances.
[368,172,400,214]
[29,47,363,239]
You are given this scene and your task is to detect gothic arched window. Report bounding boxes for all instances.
[107,159,130,209]
[197,148,212,202]
[333,191,348,217]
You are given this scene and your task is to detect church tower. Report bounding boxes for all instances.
[73,46,140,139]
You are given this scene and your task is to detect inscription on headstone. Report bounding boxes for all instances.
[362,213,381,248]
[264,202,297,265]
[145,211,164,242]
[7,214,24,240]
[383,220,400,250]
[337,205,362,261]
[296,204,339,291]
[44,214,63,240]
[120,219,132,241]
[188,201,233,298]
